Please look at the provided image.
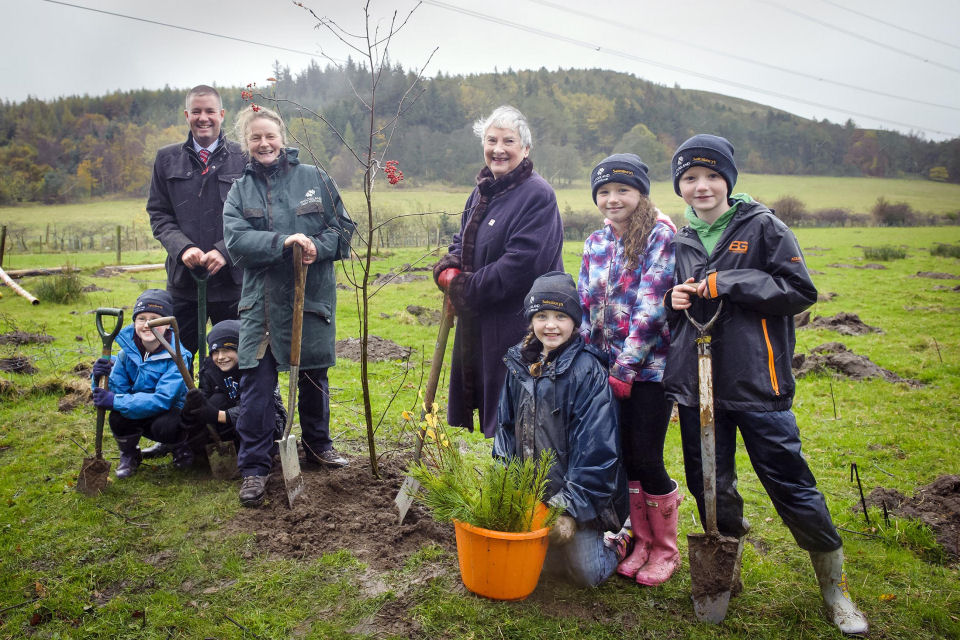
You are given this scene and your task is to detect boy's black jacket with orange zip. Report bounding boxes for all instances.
[662,199,817,411]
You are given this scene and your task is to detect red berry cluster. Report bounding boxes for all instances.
[241,84,260,112]
[384,160,404,185]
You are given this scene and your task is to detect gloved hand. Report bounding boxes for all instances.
[92,358,113,380]
[437,268,461,291]
[608,375,632,400]
[549,515,576,545]
[92,387,115,409]
[182,389,220,425]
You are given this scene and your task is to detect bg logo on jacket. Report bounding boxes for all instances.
[728,240,749,254]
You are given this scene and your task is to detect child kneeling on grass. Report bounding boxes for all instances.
[179,319,285,460]
[493,271,629,587]
[90,289,191,479]
[664,134,868,635]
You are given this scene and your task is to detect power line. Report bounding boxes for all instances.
[422,0,958,137]
[817,0,960,52]
[752,0,960,74]
[41,0,323,60]
[528,0,959,112]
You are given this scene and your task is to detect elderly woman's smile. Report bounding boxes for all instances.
[483,126,529,180]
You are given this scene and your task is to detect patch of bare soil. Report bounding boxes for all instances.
[803,312,882,336]
[862,475,960,563]
[223,458,455,571]
[817,291,838,302]
[0,356,38,374]
[372,272,427,286]
[804,246,832,252]
[913,271,960,280]
[336,336,412,362]
[81,284,108,293]
[0,331,54,345]
[792,342,920,386]
[404,305,441,325]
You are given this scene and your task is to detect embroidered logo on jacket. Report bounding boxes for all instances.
[729,240,749,253]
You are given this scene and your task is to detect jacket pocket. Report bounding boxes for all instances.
[218,173,241,201]
[296,201,325,216]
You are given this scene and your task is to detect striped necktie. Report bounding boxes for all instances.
[198,148,210,165]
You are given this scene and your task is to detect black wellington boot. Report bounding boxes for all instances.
[114,434,142,479]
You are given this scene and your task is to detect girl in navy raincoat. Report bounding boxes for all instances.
[494,272,628,587]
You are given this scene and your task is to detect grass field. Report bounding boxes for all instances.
[1,226,958,638]
[2,173,959,252]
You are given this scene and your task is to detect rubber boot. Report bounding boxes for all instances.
[616,481,652,578]
[809,548,869,636]
[171,439,195,470]
[114,434,142,479]
[141,441,173,459]
[635,479,682,586]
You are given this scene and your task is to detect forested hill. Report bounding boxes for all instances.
[1,63,958,205]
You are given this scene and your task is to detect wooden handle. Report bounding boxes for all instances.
[290,244,307,369]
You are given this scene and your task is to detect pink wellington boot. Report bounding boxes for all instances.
[635,479,682,586]
[617,481,652,579]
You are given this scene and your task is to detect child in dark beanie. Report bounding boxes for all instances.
[179,320,285,458]
[493,271,628,587]
[578,153,680,587]
[665,134,868,635]
[90,289,192,479]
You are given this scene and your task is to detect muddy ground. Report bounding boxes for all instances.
[792,342,919,385]
[862,475,960,563]
[335,336,412,362]
[223,458,455,569]
[0,331,54,345]
[795,312,882,336]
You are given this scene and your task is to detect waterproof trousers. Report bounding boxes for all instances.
[236,347,332,477]
[108,407,183,444]
[172,296,239,357]
[677,405,842,552]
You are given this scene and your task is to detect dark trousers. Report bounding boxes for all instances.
[172,296,239,356]
[619,381,674,494]
[678,405,842,552]
[109,407,182,444]
[236,347,332,477]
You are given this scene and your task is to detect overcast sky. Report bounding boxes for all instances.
[2,0,958,141]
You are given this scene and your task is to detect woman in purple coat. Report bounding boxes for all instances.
[433,105,564,437]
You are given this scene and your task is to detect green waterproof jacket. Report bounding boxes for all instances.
[222,149,354,371]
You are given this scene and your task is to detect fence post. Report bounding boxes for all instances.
[116,225,122,265]
[0,225,6,268]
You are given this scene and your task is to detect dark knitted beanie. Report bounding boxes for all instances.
[591,153,651,202]
[524,271,582,328]
[672,134,738,197]
[207,319,240,352]
[132,289,173,319]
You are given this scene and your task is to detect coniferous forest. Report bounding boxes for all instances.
[1,61,958,206]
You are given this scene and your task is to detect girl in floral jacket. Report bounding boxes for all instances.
[577,153,680,587]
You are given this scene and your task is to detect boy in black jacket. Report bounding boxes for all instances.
[664,135,867,635]
[180,320,284,458]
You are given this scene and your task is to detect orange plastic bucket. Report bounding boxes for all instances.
[453,509,551,601]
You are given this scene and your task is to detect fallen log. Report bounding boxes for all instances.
[0,265,39,305]
[3,266,81,278]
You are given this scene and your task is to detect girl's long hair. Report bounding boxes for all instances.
[621,196,658,271]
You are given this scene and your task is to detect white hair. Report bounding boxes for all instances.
[472,105,533,150]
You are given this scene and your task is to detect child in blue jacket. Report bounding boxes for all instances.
[91,289,191,478]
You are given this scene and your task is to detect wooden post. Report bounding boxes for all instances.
[0,225,6,268]
[116,225,122,265]
[0,265,40,305]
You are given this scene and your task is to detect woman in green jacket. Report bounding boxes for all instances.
[223,105,355,507]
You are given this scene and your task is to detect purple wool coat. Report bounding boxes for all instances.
[433,158,564,437]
